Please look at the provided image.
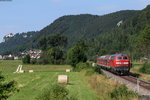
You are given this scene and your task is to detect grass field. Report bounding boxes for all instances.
[0,60,99,100]
[0,60,21,73]
[0,60,141,100]
[23,64,72,72]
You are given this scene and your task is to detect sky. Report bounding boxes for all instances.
[0,0,150,42]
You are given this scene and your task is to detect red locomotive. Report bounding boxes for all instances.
[97,54,130,75]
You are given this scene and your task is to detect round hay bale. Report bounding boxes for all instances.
[29,70,34,73]
[66,69,71,72]
[92,63,97,67]
[58,75,68,84]
[19,70,24,73]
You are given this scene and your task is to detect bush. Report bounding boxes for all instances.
[37,84,68,100]
[74,62,89,71]
[22,55,30,64]
[85,68,95,76]
[85,66,102,76]
[37,84,77,100]
[139,62,150,74]
[30,58,37,64]
[0,72,18,99]
[109,84,137,100]
[94,66,102,74]
[51,84,68,100]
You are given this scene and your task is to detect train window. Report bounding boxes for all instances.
[110,56,115,60]
[123,56,128,60]
[117,57,122,60]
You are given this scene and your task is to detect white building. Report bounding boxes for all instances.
[5,33,14,38]
[21,49,42,59]
[14,56,19,60]
[23,35,27,38]
[8,54,12,58]
[3,33,14,42]
[0,55,3,60]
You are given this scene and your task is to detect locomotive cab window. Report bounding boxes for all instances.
[123,56,128,60]
[117,57,122,60]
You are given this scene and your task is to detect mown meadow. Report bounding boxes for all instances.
[0,60,100,100]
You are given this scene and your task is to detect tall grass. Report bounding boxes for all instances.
[87,74,138,100]
[139,62,150,74]
[85,66,102,76]
[109,84,138,100]
[87,74,116,100]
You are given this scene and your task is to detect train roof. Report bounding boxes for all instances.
[97,55,110,59]
[97,53,128,59]
[110,53,128,56]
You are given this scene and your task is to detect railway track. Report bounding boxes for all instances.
[102,69,150,95]
[121,75,150,91]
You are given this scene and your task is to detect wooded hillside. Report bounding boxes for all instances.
[0,5,150,60]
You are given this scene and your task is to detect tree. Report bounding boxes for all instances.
[137,26,150,58]
[47,34,67,48]
[22,55,31,64]
[67,45,87,67]
[38,34,68,64]
[76,40,87,50]
[38,37,47,51]
[47,48,64,64]
[0,72,17,99]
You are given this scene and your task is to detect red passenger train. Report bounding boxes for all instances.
[96,54,131,75]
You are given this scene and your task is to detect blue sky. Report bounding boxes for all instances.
[0,0,150,42]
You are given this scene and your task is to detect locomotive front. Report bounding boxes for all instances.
[112,54,130,75]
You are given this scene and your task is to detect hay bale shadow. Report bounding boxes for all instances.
[67,83,74,85]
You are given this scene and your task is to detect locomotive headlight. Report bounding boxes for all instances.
[116,62,121,64]
[124,62,129,64]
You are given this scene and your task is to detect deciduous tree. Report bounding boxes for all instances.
[0,72,17,99]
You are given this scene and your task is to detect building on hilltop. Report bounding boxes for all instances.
[5,33,14,38]
[3,33,14,42]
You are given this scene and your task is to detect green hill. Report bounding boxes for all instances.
[38,11,137,46]
[0,10,138,55]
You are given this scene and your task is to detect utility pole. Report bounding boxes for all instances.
[137,78,140,93]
